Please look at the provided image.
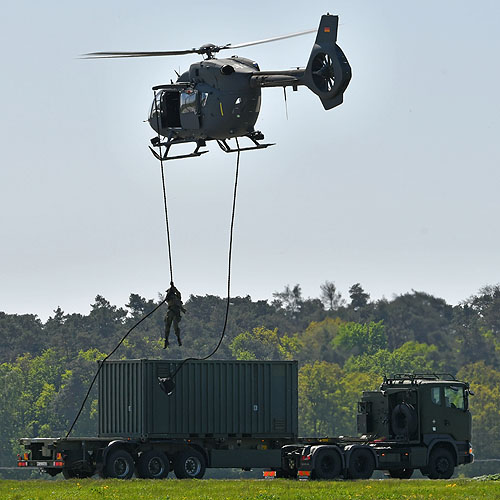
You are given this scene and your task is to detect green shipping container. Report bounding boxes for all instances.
[98,359,298,439]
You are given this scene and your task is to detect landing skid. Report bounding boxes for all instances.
[217,132,275,154]
[149,137,208,161]
[149,132,274,161]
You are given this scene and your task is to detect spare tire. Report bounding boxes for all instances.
[391,403,417,436]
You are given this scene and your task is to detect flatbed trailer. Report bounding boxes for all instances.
[18,364,473,480]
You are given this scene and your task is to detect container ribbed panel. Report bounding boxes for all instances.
[99,359,297,439]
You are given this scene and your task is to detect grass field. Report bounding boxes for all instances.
[1,478,499,500]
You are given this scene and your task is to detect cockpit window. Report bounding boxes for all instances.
[444,385,465,410]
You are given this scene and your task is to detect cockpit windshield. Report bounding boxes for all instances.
[150,91,163,119]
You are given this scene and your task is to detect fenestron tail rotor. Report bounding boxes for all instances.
[311,52,336,92]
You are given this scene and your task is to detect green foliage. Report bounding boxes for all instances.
[333,320,387,355]
[333,371,382,436]
[229,326,299,360]
[294,317,344,364]
[298,361,344,436]
[320,280,345,311]
[457,361,500,466]
[348,283,370,310]
[344,341,439,376]
[272,284,303,317]
[375,291,454,351]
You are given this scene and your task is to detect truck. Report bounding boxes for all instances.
[17,360,474,480]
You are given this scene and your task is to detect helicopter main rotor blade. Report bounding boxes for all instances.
[81,27,316,59]
[222,28,315,50]
[81,49,198,59]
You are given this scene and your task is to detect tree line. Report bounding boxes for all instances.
[1,282,500,478]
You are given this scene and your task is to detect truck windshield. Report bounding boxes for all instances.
[444,385,465,410]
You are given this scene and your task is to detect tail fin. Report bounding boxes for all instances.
[303,14,351,110]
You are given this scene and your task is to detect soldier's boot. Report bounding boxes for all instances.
[176,334,182,347]
[163,337,169,349]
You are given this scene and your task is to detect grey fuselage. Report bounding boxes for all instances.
[149,56,265,141]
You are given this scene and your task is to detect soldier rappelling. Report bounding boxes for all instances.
[163,283,186,348]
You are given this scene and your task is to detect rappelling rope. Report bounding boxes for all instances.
[154,90,174,284]
[164,138,241,383]
[67,137,242,433]
[65,297,167,437]
[67,93,174,437]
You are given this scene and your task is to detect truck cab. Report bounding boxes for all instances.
[357,373,473,478]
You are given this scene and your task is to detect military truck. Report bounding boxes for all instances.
[17,362,473,480]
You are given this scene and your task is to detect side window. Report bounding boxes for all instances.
[431,387,441,406]
[444,386,465,410]
[180,91,199,114]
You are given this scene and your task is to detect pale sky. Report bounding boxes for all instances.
[1,1,499,320]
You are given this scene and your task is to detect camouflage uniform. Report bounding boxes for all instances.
[164,285,186,348]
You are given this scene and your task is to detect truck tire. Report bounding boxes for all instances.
[313,448,342,480]
[391,403,417,436]
[105,449,135,480]
[174,448,206,479]
[62,468,77,479]
[347,448,375,479]
[388,468,413,479]
[427,448,454,479]
[136,450,170,479]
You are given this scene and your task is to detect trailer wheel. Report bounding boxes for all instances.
[62,461,95,479]
[313,449,342,480]
[105,449,135,479]
[388,468,414,479]
[174,448,206,479]
[137,450,170,479]
[427,447,454,479]
[347,448,375,479]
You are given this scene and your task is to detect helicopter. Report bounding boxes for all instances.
[84,14,351,161]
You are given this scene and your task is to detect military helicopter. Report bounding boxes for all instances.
[84,14,351,161]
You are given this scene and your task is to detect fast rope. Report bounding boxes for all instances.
[67,136,242,431]
[65,297,167,437]
[154,90,174,284]
[159,138,241,394]
[67,94,174,437]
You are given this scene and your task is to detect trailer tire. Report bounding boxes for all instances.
[388,468,414,479]
[105,449,135,479]
[391,403,417,436]
[347,448,375,479]
[427,447,454,479]
[137,450,170,479]
[174,448,206,479]
[313,449,342,480]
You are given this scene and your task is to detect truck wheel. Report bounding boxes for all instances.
[105,449,135,480]
[137,450,170,479]
[427,448,454,479]
[313,449,342,480]
[388,468,413,479]
[174,448,206,479]
[347,448,375,479]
